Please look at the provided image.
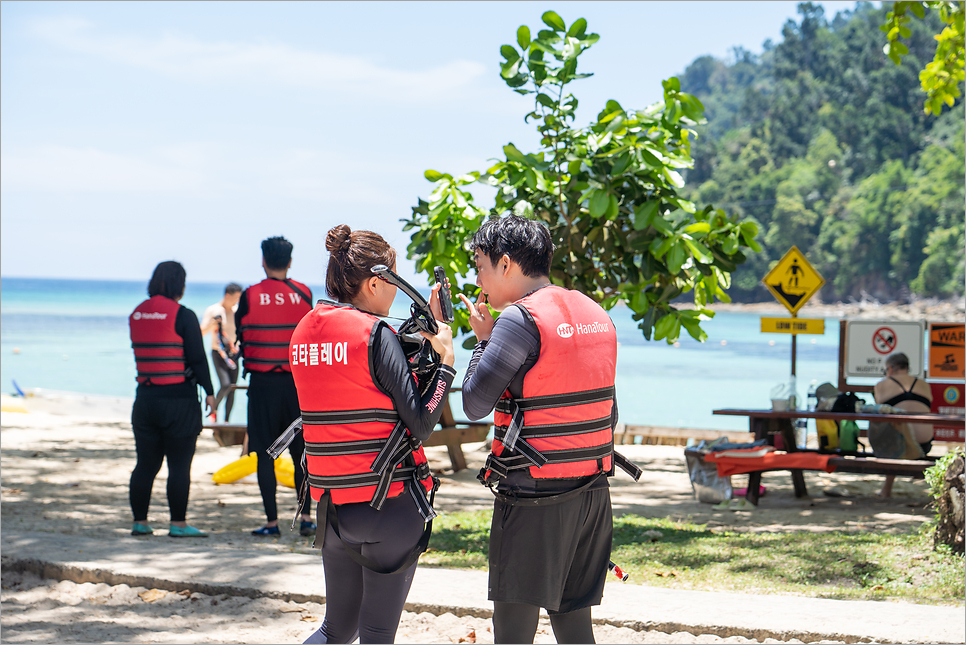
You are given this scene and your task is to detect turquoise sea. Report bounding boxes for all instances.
[0,277,854,431]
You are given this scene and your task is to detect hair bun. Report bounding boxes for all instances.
[325,225,352,254]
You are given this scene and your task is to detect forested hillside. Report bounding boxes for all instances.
[679,1,964,303]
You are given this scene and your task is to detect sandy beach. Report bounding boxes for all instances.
[0,393,947,643]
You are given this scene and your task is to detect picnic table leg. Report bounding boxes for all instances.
[746,472,762,505]
[790,470,808,498]
[446,441,468,473]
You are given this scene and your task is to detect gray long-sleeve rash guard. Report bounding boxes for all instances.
[461,298,618,495]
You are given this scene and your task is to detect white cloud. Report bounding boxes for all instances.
[0,145,206,192]
[0,142,405,203]
[30,17,488,102]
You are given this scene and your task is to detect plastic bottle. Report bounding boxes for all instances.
[807,380,818,411]
[803,379,818,449]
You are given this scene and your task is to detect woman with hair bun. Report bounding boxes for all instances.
[292,225,455,644]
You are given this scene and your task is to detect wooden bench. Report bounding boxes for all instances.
[711,408,965,504]
[615,424,753,446]
[204,385,248,448]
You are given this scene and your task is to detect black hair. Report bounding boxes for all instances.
[225,283,242,295]
[261,236,293,270]
[147,261,186,300]
[469,214,553,277]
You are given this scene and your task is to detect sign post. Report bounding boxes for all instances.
[761,246,826,378]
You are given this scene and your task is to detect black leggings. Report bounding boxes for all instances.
[303,492,426,644]
[493,602,595,644]
[211,350,239,421]
[130,394,200,523]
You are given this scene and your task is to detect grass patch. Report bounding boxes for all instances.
[420,510,965,605]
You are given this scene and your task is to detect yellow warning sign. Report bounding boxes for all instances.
[762,246,825,314]
[760,317,825,334]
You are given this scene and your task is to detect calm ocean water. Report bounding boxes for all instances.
[0,277,850,431]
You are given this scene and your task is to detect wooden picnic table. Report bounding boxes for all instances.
[710,408,965,504]
[203,384,491,472]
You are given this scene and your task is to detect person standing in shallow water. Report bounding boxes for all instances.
[129,261,215,538]
[294,225,455,644]
[236,236,316,537]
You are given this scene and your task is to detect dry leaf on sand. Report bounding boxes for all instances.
[139,589,167,603]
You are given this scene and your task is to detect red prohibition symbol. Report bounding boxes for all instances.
[873,327,897,355]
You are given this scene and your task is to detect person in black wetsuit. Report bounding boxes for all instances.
[458,216,625,644]
[295,225,456,644]
[873,351,933,497]
[129,261,215,538]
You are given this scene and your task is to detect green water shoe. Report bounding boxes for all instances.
[131,523,154,536]
[169,524,208,538]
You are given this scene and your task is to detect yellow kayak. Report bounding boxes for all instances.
[212,453,295,489]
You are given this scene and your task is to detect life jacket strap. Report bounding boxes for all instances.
[495,385,615,414]
[268,416,303,459]
[238,323,299,331]
[302,408,399,425]
[494,416,614,442]
[613,450,642,481]
[132,342,184,349]
[242,341,291,348]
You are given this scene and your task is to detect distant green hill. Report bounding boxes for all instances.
[679,1,964,303]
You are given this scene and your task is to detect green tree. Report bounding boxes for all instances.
[403,11,759,344]
[882,1,966,115]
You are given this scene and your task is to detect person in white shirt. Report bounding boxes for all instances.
[200,283,242,421]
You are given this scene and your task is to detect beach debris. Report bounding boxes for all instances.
[178,590,191,597]
[279,606,303,613]
[654,571,677,578]
[459,629,477,643]
[824,486,851,498]
[300,615,317,622]
[641,529,663,541]
[139,589,167,603]
[63,482,79,488]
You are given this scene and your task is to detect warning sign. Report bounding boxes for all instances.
[928,322,965,380]
[761,246,825,314]
[845,321,924,378]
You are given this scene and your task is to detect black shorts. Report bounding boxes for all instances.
[488,487,612,613]
[246,371,301,455]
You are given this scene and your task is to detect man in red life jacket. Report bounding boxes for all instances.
[458,215,639,644]
[235,236,316,537]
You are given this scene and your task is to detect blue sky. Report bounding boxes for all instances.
[1,1,866,287]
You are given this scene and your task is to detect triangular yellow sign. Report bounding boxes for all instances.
[762,246,825,314]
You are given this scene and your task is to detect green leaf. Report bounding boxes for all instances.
[633,201,659,230]
[909,2,925,19]
[424,169,445,182]
[667,242,687,274]
[567,18,587,38]
[654,312,675,340]
[536,93,555,108]
[541,10,566,31]
[503,144,528,164]
[500,45,520,63]
[517,25,531,50]
[606,194,619,220]
[683,237,713,263]
[684,222,710,234]
[589,189,610,218]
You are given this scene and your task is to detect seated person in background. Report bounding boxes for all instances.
[873,351,933,498]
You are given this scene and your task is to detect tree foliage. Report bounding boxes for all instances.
[883,1,966,115]
[679,2,964,302]
[403,11,759,345]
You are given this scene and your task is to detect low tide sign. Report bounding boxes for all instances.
[761,317,825,334]
[845,321,924,378]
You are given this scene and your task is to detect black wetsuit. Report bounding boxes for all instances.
[130,306,214,523]
[304,323,456,645]
[462,299,618,643]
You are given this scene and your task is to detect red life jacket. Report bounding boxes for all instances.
[239,278,312,373]
[484,285,639,485]
[290,301,435,513]
[130,295,186,386]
